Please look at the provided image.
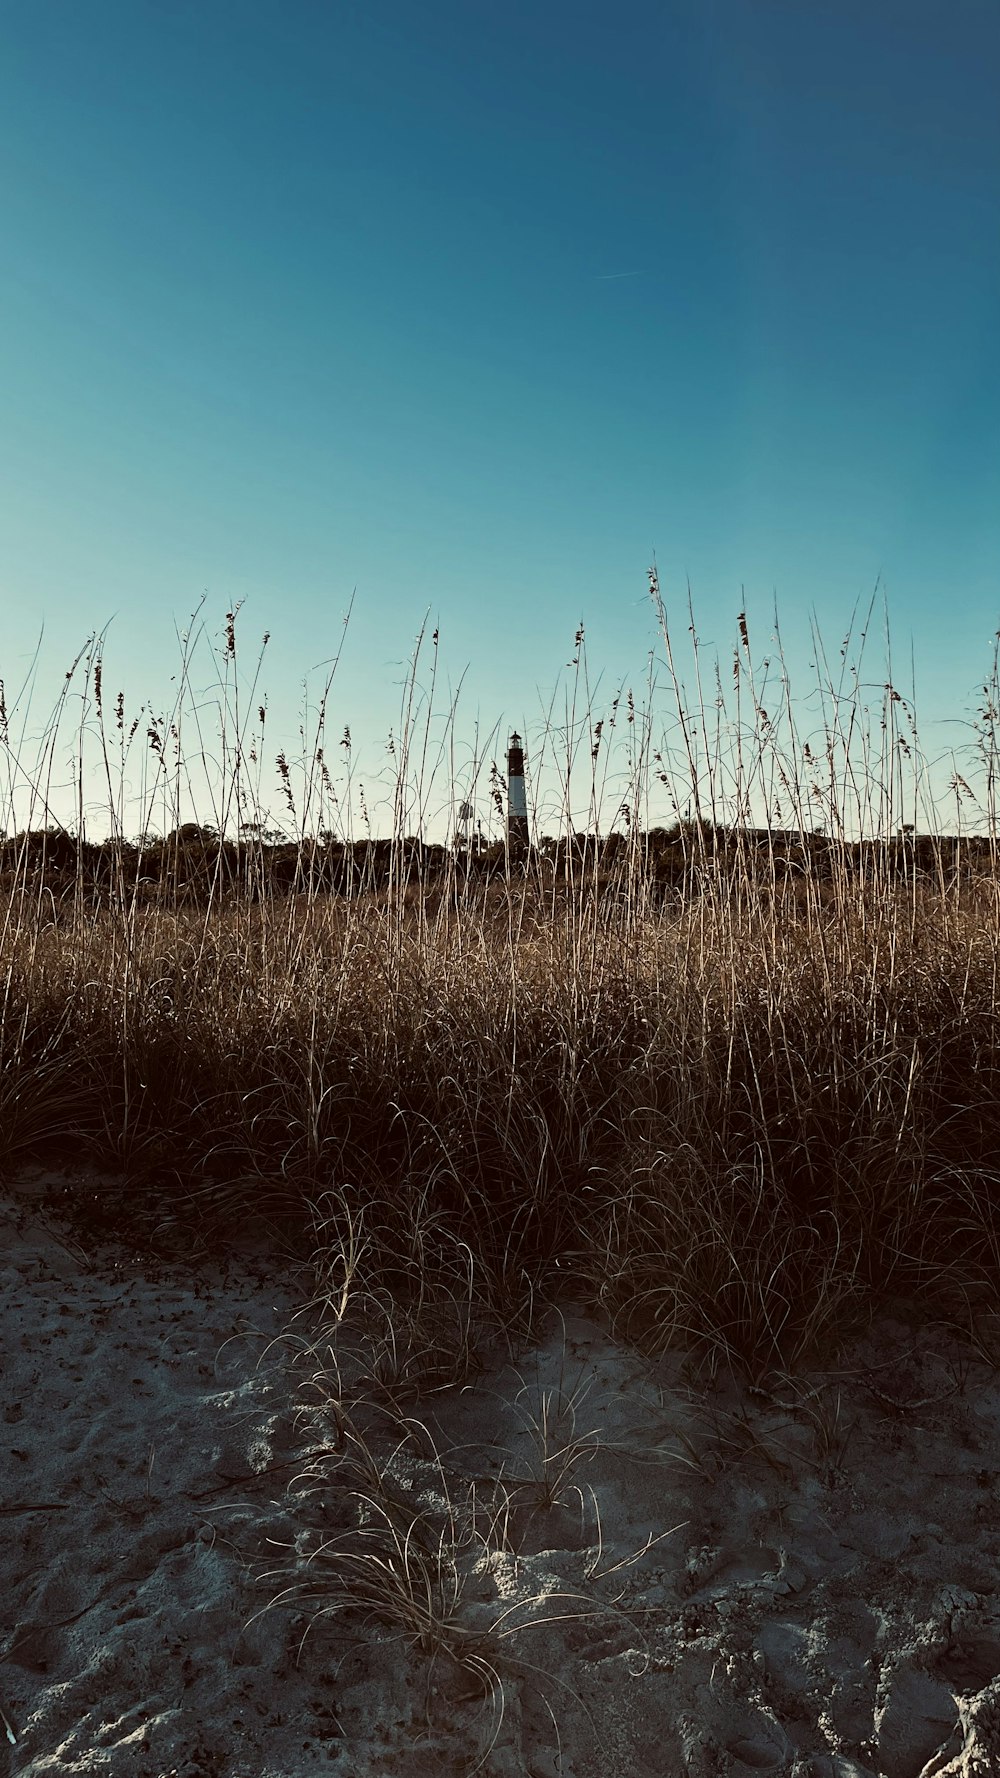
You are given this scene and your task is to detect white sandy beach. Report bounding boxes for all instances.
[3,1168,1000,1777]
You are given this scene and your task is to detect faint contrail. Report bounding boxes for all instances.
[593,270,644,281]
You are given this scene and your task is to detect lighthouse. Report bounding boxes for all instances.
[506,731,529,852]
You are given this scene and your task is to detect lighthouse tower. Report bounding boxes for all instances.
[506,732,529,852]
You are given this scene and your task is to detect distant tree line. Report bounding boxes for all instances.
[0,821,991,908]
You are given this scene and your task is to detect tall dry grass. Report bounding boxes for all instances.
[3,581,1000,1380]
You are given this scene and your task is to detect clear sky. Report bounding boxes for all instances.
[1,1,998,836]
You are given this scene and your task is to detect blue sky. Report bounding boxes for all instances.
[1,1,998,835]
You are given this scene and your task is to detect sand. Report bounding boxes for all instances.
[3,1169,1000,1777]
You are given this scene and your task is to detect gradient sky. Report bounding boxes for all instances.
[1,1,999,835]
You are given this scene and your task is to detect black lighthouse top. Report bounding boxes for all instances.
[507,732,525,775]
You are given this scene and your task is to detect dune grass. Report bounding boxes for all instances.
[3,581,1000,1383]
